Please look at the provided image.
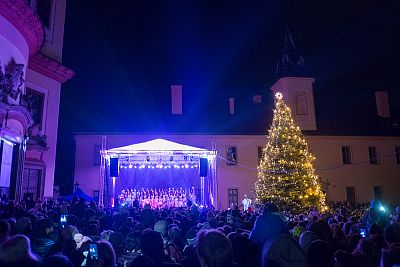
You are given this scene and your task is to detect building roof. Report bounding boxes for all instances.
[74,88,400,137]
[275,29,309,80]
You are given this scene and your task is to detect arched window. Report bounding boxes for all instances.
[295,94,308,115]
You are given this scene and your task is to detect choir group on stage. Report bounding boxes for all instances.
[118,187,196,208]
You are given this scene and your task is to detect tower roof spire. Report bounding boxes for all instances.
[275,28,309,80]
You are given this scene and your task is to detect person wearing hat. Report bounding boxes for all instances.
[32,218,55,257]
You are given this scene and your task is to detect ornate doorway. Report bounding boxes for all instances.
[21,163,45,200]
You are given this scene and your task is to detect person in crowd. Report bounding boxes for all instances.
[362,200,389,232]
[196,229,234,267]
[380,246,400,267]
[384,222,400,247]
[86,240,117,267]
[352,238,379,267]
[41,254,73,267]
[31,218,56,258]
[129,255,157,267]
[140,229,182,267]
[249,203,286,247]
[0,234,40,267]
[0,219,11,243]
[306,239,334,267]
[1,193,400,267]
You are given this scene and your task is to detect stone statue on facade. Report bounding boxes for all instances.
[27,124,48,150]
[5,58,24,105]
[0,58,25,106]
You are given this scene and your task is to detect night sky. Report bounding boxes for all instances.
[55,0,400,193]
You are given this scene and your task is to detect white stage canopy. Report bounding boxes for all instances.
[106,138,214,155]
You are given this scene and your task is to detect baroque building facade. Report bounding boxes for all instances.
[0,0,73,200]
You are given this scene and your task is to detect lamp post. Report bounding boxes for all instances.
[74,182,79,191]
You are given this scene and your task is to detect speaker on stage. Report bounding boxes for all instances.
[200,158,208,177]
[110,158,119,177]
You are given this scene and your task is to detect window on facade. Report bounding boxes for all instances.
[36,0,52,28]
[368,146,379,164]
[373,186,383,201]
[258,146,264,163]
[93,145,101,166]
[346,187,356,204]
[26,88,45,127]
[295,94,308,115]
[395,146,400,164]
[228,189,238,209]
[226,146,237,165]
[341,146,351,164]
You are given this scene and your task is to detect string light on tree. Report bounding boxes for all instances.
[255,92,326,212]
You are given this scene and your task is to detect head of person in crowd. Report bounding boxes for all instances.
[34,218,54,239]
[125,231,141,252]
[299,231,318,253]
[86,240,116,267]
[334,250,358,267]
[100,230,114,241]
[108,231,124,256]
[262,202,280,214]
[306,239,334,267]
[196,229,233,267]
[0,219,11,243]
[0,234,39,266]
[230,233,260,267]
[140,229,165,262]
[128,255,156,267]
[384,223,400,247]
[15,217,32,236]
[41,254,73,267]
[380,246,400,267]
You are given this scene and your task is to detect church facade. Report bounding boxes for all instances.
[73,30,400,209]
[0,0,73,200]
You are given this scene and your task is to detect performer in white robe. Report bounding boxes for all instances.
[242,194,251,211]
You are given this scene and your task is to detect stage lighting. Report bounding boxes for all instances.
[134,165,137,169]
[129,164,133,169]
[185,164,189,168]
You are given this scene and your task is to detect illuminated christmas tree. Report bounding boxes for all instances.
[255,92,326,212]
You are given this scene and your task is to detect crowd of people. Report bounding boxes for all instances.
[118,187,197,209]
[0,195,399,267]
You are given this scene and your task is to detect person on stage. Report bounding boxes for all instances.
[242,194,252,211]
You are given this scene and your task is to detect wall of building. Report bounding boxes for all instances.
[25,69,62,197]
[74,134,400,209]
[39,0,67,62]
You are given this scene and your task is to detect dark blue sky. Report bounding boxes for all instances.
[55,0,400,192]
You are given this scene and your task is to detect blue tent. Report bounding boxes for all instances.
[61,188,95,201]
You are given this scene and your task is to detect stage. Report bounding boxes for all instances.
[100,138,217,208]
